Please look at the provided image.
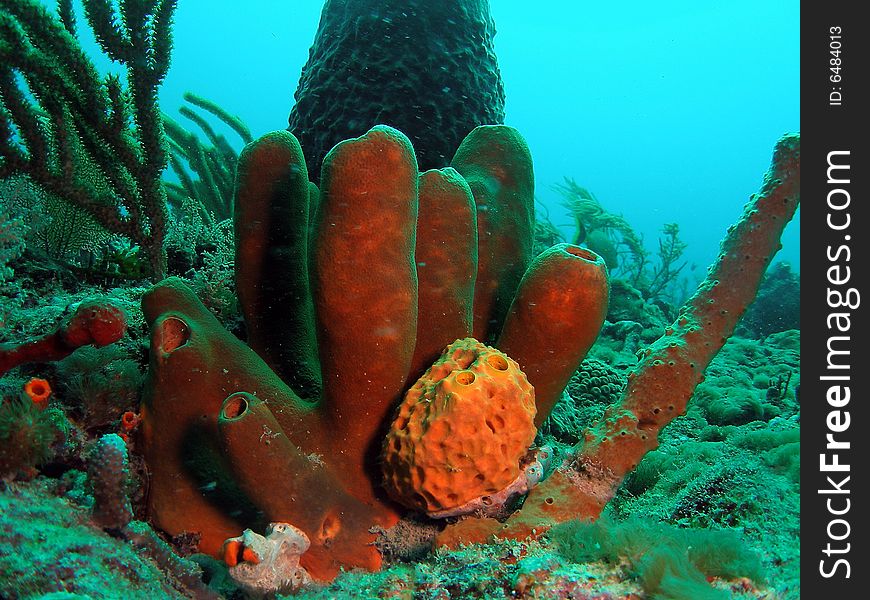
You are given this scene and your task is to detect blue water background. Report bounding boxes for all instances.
[63,0,800,278]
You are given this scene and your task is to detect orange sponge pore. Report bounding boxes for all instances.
[382,338,536,514]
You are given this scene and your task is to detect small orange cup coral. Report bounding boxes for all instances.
[22,377,51,410]
[120,411,141,432]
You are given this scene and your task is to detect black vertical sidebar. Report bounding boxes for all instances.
[802,1,868,595]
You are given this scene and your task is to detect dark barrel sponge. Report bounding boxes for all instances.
[288,0,506,179]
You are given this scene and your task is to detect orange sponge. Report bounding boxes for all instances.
[22,377,51,410]
[382,338,536,514]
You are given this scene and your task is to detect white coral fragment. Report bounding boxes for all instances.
[224,522,312,596]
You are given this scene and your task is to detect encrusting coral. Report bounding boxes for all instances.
[141,124,610,581]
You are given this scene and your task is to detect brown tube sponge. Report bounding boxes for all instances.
[218,392,383,579]
[310,125,419,490]
[497,244,609,426]
[451,125,535,342]
[234,131,321,398]
[410,168,478,379]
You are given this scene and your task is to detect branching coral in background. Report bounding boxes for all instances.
[555,177,645,270]
[0,201,25,284]
[163,92,252,223]
[644,222,688,301]
[188,218,238,319]
[532,199,566,256]
[555,177,689,304]
[1,173,111,264]
[0,174,149,285]
[160,92,252,297]
[0,0,177,279]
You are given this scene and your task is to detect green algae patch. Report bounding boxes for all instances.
[0,480,189,599]
[291,537,644,600]
[550,515,765,600]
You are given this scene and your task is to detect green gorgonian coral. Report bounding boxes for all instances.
[0,0,177,278]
